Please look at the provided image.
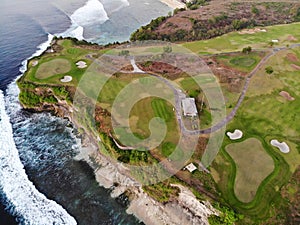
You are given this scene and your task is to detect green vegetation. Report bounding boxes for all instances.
[211,47,300,223]
[183,23,300,54]
[131,2,300,43]
[209,204,243,225]
[143,181,180,203]
[151,98,173,122]
[215,52,263,73]
[186,0,210,10]
[242,46,252,54]
[265,66,274,74]
[17,21,300,225]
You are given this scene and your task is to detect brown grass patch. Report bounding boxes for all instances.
[286,53,299,63]
[291,64,300,70]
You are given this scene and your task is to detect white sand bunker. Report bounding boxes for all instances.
[76,61,87,68]
[32,60,38,67]
[227,129,243,140]
[270,140,290,153]
[60,75,72,83]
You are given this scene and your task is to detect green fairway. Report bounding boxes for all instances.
[129,96,179,158]
[230,57,256,67]
[211,47,300,222]
[183,22,300,54]
[35,58,71,79]
[226,138,275,203]
[215,52,263,73]
[151,98,173,122]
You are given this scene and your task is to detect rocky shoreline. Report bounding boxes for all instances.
[19,95,218,224]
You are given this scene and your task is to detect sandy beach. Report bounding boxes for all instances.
[159,0,186,9]
[74,135,218,225]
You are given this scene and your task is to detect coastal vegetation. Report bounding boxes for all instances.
[17,16,300,224]
[130,1,300,43]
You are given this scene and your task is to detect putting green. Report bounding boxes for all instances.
[36,58,71,79]
[226,138,275,203]
[230,57,256,68]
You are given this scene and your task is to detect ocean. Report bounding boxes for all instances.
[0,0,171,224]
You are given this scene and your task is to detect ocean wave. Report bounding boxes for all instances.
[0,89,77,225]
[0,32,78,225]
[58,0,110,41]
[101,0,130,14]
[58,22,84,41]
[20,33,54,74]
[71,0,109,26]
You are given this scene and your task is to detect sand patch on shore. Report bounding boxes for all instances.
[159,0,186,9]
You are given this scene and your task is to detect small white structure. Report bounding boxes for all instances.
[271,39,279,43]
[185,163,197,173]
[60,75,72,83]
[76,61,87,68]
[227,129,243,140]
[270,140,290,153]
[182,98,198,117]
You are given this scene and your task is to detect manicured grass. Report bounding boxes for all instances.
[35,58,71,79]
[226,138,275,203]
[230,57,256,67]
[183,22,300,54]
[151,98,173,122]
[211,47,300,222]
[215,52,263,73]
[129,97,179,144]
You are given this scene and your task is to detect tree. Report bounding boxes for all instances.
[265,66,274,74]
[163,45,172,53]
[242,46,252,54]
[119,50,130,56]
[251,6,260,15]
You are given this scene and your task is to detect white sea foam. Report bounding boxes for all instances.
[0,32,77,225]
[71,0,109,26]
[58,0,109,41]
[20,33,54,74]
[59,22,84,41]
[0,89,77,225]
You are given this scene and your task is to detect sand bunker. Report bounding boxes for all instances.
[287,35,297,41]
[227,129,243,140]
[60,75,72,83]
[279,91,295,101]
[270,140,290,153]
[76,61,87,68]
